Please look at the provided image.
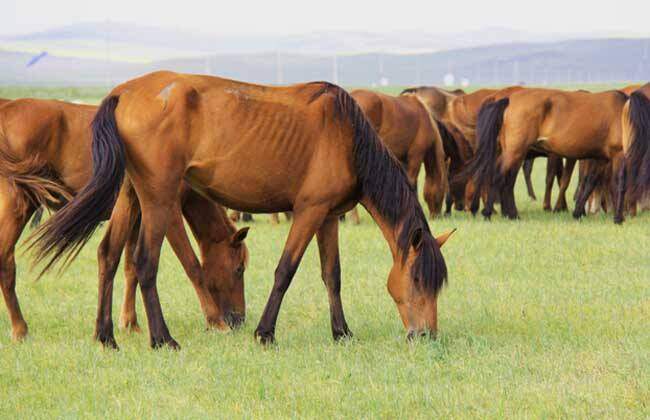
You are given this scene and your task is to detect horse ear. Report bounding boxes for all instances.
[410,228,424,251]
[231,227,249,246]
[435,228,456,248]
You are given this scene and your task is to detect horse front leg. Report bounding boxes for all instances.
[254,205,330,345]
[316,216,352,341]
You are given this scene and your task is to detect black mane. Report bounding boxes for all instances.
[309,82,447,296]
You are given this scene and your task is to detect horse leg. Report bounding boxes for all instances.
[444,191,453,216]
[254,205,330,344]
[573,169,601,219]
[614,158,627,224]
[523,158,537,200]
[501,165,522,219]
[164,204,228,330]
[543,156,559,211]
[481,160,503,220]
[242,213,253,222]
[0,184,32,341]
[348,207,360,225]
[119,221,141,332]
[95,188,142,348]
[316,216,352,340]
[553,158,576,212]
[270,213,280,224]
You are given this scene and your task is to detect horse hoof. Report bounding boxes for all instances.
[96,333,119,350]
[613,216,624,225]
[333,328,353,341]
[254,329,276,346]
[224,312,246,330]
[11,323,28,342]
[206,317,232,333]
[151,337,180,350]
[119,317,141,333]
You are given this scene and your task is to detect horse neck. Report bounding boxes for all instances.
[359,198,401,261]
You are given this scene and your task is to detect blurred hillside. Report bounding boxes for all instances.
[1,22,647,86]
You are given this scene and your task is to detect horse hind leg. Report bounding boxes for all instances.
[553,158,576,212]
[119,223,141,333]
[543,156,560,211]
[0,187,33,341]
[501,165,521,219]
[95,187,140,348]
[523,158,536,200]
[133,199,180,349]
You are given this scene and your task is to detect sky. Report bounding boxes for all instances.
[2,0,649,37]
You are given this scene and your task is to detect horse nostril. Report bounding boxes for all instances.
[406,329,430,341]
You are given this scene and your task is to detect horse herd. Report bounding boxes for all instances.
[0,71,648,349]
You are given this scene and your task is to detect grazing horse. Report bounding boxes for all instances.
[615,83,650,223]
[0,98,248,345]
[349,89,448,219]
[464,88,627,220]
[402,86,567,213]
[30,71,454,349]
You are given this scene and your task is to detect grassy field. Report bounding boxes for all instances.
[0,86,649,418]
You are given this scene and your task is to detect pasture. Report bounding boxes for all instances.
[0,86,648,418]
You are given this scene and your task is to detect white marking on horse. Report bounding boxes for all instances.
[157,82,177,109]
[224,87,250,101]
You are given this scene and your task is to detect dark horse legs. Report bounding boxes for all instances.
[255,205,330,344]
[316,217,352,340]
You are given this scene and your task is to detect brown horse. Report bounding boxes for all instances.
[30,71,454,348]
[349,89,448,219]
[0,98,248,345]
[464,88,627,220]
[615,83,650,223]
[402,86,568,213]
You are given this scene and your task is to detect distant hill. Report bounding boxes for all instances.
[0,37,648,86]
[0,21,635,61]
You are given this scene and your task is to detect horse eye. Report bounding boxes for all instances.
[235,264,245,277]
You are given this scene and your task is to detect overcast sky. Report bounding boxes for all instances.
[2,0,649,36]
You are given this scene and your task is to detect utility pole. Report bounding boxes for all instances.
[276,51,283,85]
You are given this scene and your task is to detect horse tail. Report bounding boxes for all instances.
[29,95,125,274]
[456,97,510,196]
[0,148,73,213]
[422,122,448,218]
[623,91,650,202]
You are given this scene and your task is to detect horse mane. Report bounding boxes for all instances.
[400,87,422,95]
[309,82,447,296]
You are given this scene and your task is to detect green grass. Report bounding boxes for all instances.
[0,86,649,418]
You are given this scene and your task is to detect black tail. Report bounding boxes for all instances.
[624,91,650,202]
[456,98,510,197]
[29,96,125,273]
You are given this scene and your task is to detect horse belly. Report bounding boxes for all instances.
[538,137,604,160]
[186,161,298,213]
